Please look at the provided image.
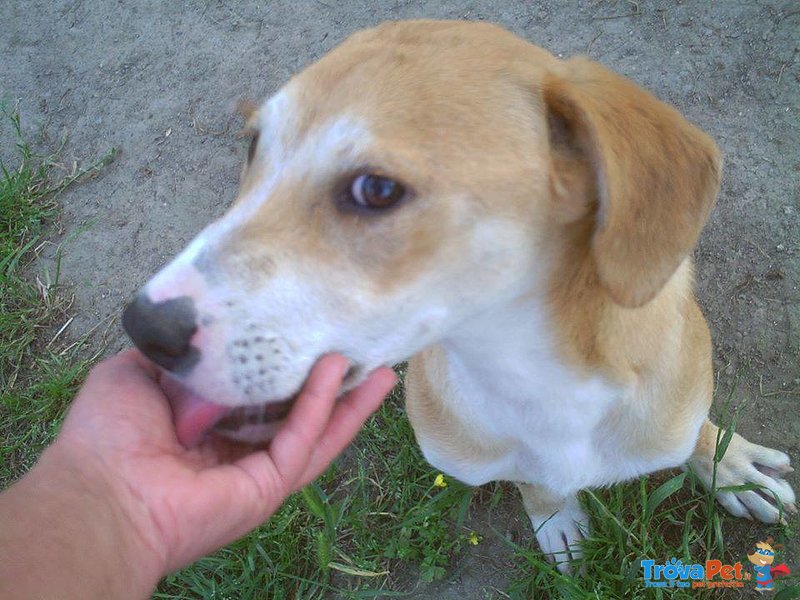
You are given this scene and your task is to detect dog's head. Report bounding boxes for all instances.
[122,20,721,446]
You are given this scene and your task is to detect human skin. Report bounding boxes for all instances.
[0,350,396,600]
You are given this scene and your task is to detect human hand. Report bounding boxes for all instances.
[48,349,396,579]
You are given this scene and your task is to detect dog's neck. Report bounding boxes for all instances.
[434,289,620,475]
[439,292,577,400]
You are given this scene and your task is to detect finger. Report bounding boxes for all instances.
[123,348,162,379]
[234,354,349,496]
[62,350,175,445]
[297,366,396,488]
[75,350,164,408]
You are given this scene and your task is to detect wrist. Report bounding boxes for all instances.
[0,442,164,599]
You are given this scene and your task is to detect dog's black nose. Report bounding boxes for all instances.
[122,294,200,373]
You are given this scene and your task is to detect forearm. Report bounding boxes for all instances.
[0,446,161,600]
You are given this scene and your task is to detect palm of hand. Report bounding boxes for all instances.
[53,350,395,574]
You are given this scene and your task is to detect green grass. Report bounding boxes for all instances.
[0,102,114,483]
[1,107,795,599]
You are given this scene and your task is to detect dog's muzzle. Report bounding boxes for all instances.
[122,293,301,447]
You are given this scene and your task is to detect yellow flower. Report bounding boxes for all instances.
[468,532,480,546]
[434,473,447,488]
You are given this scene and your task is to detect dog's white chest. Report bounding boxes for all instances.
[429,348,622,492]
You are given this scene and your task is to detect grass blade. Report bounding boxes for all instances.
[645,472,686,520]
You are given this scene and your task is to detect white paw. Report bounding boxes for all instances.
[694,433,796,523]
[530,495,589,573]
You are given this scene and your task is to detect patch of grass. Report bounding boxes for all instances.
[505,474,713,599]
[0,102,114,485]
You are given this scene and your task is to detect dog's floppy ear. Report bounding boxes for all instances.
[544,57,722,307]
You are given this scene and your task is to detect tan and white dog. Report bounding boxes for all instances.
[123,20,796,570]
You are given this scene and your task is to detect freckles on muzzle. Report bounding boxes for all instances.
[227,331,293,402]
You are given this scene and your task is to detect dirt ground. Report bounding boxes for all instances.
[1,0,798,596]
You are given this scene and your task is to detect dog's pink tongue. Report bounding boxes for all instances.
[161,375,230,447]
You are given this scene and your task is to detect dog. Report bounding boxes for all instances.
[122,20,796,571]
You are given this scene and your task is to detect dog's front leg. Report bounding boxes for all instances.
[517,483,588,573]
[688,419,796,522]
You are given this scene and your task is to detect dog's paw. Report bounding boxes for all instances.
[529,496,588,573]
[693,432,796,523]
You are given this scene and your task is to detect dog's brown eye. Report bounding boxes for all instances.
[350,174,405,209]
[247,132,259,164]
